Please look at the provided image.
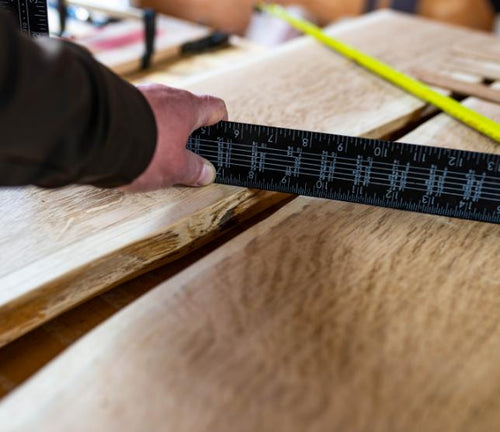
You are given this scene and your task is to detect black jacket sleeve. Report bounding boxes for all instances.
[0,12,157,188]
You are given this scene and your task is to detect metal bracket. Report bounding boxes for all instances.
[57,0,67,36]
[141,9,156,70]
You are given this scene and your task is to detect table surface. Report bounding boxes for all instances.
[1,10,500,432]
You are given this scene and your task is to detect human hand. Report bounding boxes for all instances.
[122,84,228,192]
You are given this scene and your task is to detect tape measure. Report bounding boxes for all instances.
[188,121,500,224]
[0,0,49,37]
[257,3,500,144]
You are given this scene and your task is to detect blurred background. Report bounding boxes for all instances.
[136,0,500,35]
[46,0,499,81]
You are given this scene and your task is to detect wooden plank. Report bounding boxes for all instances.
[181,10,493,138]
[130,37,265,85]
[412,68,500,104]
[442,57,500,82]
[0,11,492,348]
[1,13,500,431]
[452,44,500,65]
[2,88,499,432]
[0,239,236,399]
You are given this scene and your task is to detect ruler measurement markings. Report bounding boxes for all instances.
[193,136,497,179]
[188,121,500,224]
[192,141,500,191]
[193,151,499,200]
[189,151,497,197]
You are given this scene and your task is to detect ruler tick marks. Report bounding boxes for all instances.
[189,121,500,224]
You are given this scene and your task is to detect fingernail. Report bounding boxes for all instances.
[197,162,216,186]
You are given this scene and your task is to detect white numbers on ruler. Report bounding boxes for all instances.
[268,134,274,144]
[422,195,435,205]
[448,155,464,167]
[497,205,500,215]
[459,201,473,211]
[386,190,398,200]
[234,128,240,138]
[374,147,387,157]
[487,161,499,172]
[302,137,309,147]
[337,143,344,152]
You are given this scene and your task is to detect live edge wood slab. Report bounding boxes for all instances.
[1,92,499,432]
[2,10,487,348]
[1,10,500,432]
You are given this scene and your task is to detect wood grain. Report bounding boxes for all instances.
[1,90,499,431]
[0,219,280,399]
[452,43,500,64]
[130,37,265,84]
[0,186,287,346]
[442,57,500,82]
[180,11,494,137]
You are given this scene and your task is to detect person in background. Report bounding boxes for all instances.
[491,0,500,34]
[0,11,227,192]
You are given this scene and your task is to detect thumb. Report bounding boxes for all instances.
[176,150,216,187]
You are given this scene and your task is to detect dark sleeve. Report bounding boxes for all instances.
[0,12,157,188]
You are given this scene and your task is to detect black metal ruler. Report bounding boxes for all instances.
[0,0,49,37]
[188,121,500,224]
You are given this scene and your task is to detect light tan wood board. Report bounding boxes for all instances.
[452,43,500,64]
[1,13,500,432]
[0,11,492,348]
[441,56,500,81]
[130,37,265,84]
[412,68,500,104]
[1,89,499,431]
[0,240,237,399]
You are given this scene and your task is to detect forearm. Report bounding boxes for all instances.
[0,12,157,188]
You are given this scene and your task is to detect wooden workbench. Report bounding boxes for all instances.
[1,10,500,432]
